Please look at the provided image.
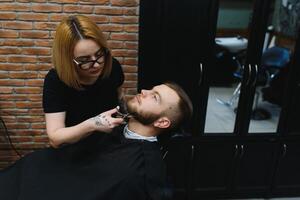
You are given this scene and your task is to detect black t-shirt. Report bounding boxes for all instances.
[43,58,124,127]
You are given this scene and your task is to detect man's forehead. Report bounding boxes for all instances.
[152,84,179,101]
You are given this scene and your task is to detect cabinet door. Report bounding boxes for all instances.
[272,142,300,196]
[164,139,192,200]
[138,0,218,134]
[233,141,278,196]
[191,141,238,199]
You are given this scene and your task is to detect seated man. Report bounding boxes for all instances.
[0,82,193,200]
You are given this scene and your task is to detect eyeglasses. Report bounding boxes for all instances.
[73,48,108,70]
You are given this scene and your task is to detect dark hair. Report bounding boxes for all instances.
[163,82,193,130]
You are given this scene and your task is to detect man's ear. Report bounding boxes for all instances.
[153,117,171,129]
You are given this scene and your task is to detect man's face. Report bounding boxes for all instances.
[126,84,180,125]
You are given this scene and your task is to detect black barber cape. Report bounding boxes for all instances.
[0,126,167,200]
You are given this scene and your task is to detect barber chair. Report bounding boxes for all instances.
[251,46,290,119]
[215,36,290,120]
[215,36,248,108]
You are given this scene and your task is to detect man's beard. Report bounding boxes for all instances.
[126,98,160,125]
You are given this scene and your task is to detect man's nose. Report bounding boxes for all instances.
[141,89,149,96]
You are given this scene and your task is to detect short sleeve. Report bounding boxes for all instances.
[42,69,67,113]
[111,57,125,88]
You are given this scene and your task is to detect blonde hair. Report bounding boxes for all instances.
[52,15,112,89]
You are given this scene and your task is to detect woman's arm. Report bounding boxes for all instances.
[45,108,124,148]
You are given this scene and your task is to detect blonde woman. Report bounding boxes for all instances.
[43,15,124,148]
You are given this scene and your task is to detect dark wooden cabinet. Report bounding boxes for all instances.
[163,139,193,200]
[139,0,218,134]
[272,141,300,196]
[191,141,237,198]
[232,140,278,197]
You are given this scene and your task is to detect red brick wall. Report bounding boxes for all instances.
[0,0,139,169]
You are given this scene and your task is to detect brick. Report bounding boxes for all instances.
[0,108,28,115]
[49,14,68,21]
[0,94,28,101]
[32,4,62,12]
[125,88,137,95]
[0,4,30,11]
[63,5,93,13]
[21,48,51,55]
[124,58,137,65]
[17,116,44,122]
[126,50,137,57]
[8,72,38,79]
[124,42,138,49]
[14,87,42,94]
[0,87,13,94]
[25,93,44,101]
[33,136,48,143]
[18,13,49,21]
[0,80,25,86]
[112,49,137,57]
[25,79,44,86]
[123,81,137,88]
[110,16,138,24]
[0,12,16,20]
[2,21,32,30]
[27,94,43,101]
[49,0,79,3]
[110,33,137,41]
[122,65,137,73]
[94,7,123,15]
[28,108,44,115]
[0,73,9,78]
[16,101,42,109]
[124,25,138,33]
[99,24,123,32]
[0,56,8,62]
[12,130,44,136]
[111,49,127,57]
[34,22,58,30]
[0,30,18,38]
[79,0,109,5]
[107,40,124,49]
[1,39,34,47]
[37,71,48,78]
[0,101,15,108]
[11,137,33,144]
[20,31,49,39]
[123,8,138,16]
[88,15,109,23]
[17,0,46,2]
[125,73,137,81]
[24,63,51,70]
[8,56,37,63]
[0,47,21,54]
[34,40,53,47]
[6,123,30,129]
[111,0,138,7]
[0,64,23,70]
[37,56,52,63]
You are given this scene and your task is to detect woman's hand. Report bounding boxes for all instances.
[90,107,125,133]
